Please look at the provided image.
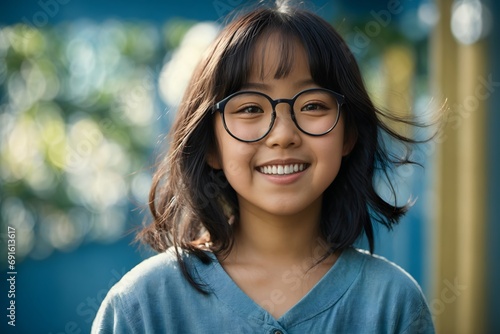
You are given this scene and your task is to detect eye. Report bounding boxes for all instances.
[301,102,328,112]
[235,105,264,114]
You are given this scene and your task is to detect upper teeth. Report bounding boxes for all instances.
[259,164,306,175]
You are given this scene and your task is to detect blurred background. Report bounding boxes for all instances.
[0,0,498,333]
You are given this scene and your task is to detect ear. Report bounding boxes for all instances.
[342,129,357,156]
[206,147,222,169]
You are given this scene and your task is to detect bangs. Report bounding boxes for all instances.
[213,9,350,99]
[213,27,303,98]
[252,29,298,81]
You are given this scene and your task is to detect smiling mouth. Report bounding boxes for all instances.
[258,163,309,175]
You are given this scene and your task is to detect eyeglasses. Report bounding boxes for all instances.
[212,88,345,142]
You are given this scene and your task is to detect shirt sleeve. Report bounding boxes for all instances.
[401,297,435,334]
[91,289,143,334]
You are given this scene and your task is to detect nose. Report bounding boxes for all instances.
[264,102,301,148]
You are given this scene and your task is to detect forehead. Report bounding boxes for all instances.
[248,31,310,83]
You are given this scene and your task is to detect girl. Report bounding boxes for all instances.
[93,2,434,333]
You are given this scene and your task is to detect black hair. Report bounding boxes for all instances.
[137,2,427,292]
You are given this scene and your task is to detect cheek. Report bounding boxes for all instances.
[223,158,248,180]
[215,123,256,180]
[313,133,346,179]
[317,145,343,171]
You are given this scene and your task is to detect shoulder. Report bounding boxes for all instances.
[105,247,211,303]
[344,248,434,333]
[92,248,205,333]
[108,248,183,295]
[349,248,423,292]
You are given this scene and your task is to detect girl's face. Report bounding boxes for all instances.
[210,34,352,220]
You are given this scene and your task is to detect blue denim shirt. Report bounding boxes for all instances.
[92,247,434,333]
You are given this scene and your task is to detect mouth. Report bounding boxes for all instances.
[257,163,309,175]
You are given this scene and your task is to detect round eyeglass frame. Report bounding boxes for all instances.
[211,87,345,143]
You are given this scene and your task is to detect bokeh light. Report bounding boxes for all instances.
[159,22,219,108]
[0,18,191,262]
[451,0,492,44]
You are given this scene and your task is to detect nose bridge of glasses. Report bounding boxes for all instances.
[272,98,295,116]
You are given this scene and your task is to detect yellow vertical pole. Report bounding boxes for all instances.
[382,45,414,136]
[431,0,488,332]
[455,41,487,334]
[431,0,459,331]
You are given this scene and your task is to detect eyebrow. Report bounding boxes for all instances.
[241,79,317,91]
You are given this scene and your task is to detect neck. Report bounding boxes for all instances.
[229,197,330,265]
